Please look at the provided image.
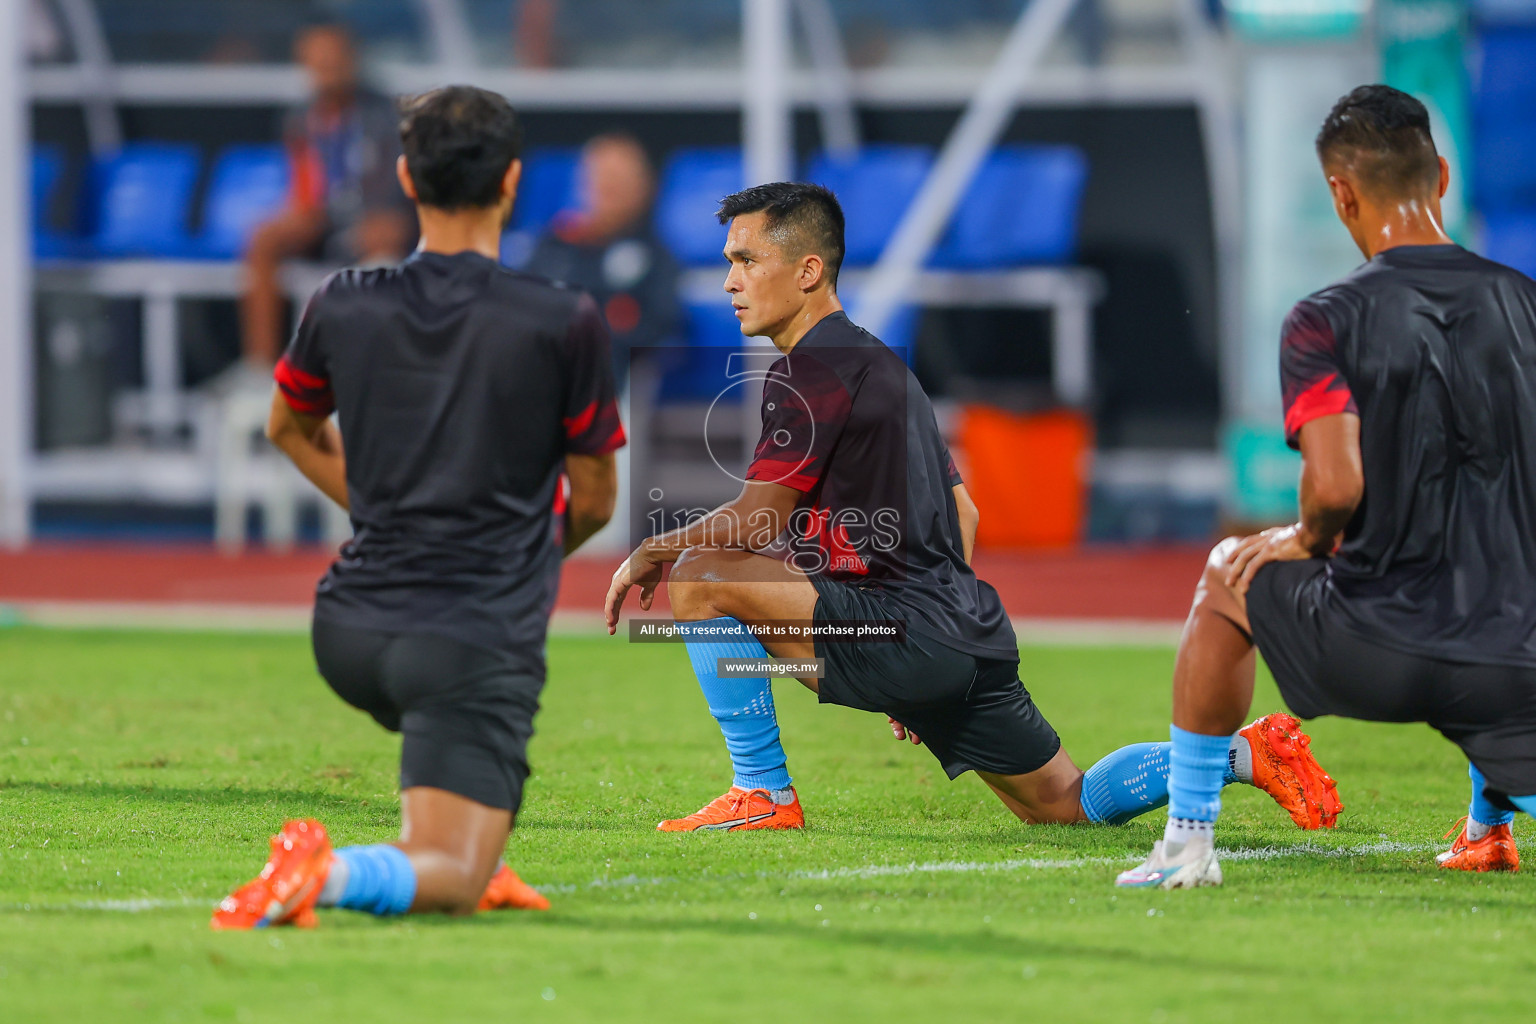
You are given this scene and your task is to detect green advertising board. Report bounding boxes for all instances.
[1225,0,1369,41]
[1379,0,1470,241]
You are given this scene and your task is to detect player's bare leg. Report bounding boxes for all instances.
[1173,538,1258,737]
[671,550,1094,826]
[667,547,819,668]
[1118,540,1340,889]
[240,207,325,367]
[978,750,1089,824]
[395,787,512,914]
[652,548,815,831]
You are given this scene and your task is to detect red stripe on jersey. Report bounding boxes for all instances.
[273,355,334,417]
[1284,373,1355,443]
[563,399,598,437]
[587,424,627,456]
[747,458,819,493]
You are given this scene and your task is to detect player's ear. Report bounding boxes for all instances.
[502,158,523,205]
[799,252,825,292]
[1327,174,1358,224]
[395,155,418,203]
[1437,155,1450,200]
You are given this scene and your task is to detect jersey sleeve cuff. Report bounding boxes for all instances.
[746,461,819,492]
[1283,373,1357,448]
[274,356,335,417]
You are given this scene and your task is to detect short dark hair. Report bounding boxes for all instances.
[1315,84,1440,197]
[717,181,845,288]
[398,86,523,209]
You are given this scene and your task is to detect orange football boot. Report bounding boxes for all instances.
[657,786,805,832]
[1437,817,1520,872]
[1239,713,1343,830]
[211,818,333,930]
[478,863,551,911]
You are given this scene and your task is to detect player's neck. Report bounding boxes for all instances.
[413,206,506,262]
[1357,197,1453,259]
[767,291,844,353]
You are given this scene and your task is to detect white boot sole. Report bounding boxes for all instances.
[1160,856,1223,890]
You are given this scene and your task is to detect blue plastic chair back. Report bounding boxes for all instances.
[804,145,934,266]
[90,143,201,257]
[656,147,743,266]
[512,147,582,232]
[32,146,63,222]
[32,146,72,258]
[1485,212,1536,279]
[658,300,749,402]
[501,148,581,269]
[198,145,289,259]
[930,145,1088,268]
[1475,29,1536,212]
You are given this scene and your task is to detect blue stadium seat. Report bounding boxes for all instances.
[656,147,743,266]
[501,147,581,268]
[32,146,74,259]
[660,298,920,402]
[803,145,934,266]
[1474,29,1536,212]
[659,300,747,402]
[511,147,582,232]
[87,143,201,257]
[929,145,1089,268]
[195,145,289,259]
[1485,212,1536,279]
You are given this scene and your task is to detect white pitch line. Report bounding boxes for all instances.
[4,840,1445,912]
[780,840,1442,883]
[0,896,208,913]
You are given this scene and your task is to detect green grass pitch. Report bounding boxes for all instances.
[1,626,1533,1022]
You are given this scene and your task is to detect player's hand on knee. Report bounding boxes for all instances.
[605,546,665,634]
[1224,524,1312,595]
[889,716,921,745]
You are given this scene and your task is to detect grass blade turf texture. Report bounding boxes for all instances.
[1,628,1532,1021]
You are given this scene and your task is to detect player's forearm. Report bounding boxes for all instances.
[1295,414,1363,557]
[641,495,794,563]
[1297,471,1358,556]
[277,437,350,512]
[564,513,607,555]
[952,484,978,565]
[563,453,618,556]
[564,488,615,555]
[1296,498,1353,557]
[640,505,757,563]
[1297,465,1361,556]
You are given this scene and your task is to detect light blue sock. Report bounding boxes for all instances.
[1080,739,1244,824]
[679,617,792,792]
[1511,794,1536,818]
[323,845,416,916]
[1080,743,1171,824]
[1166,725,1230,823]
[1468,762,1516,827]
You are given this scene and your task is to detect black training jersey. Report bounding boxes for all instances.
[745,311,1016,659]
[276,250,624,667]
[1279,244,1536,666]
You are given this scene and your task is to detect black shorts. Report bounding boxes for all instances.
[811,578,1060,780]
[1249,559,1536,799]
[311,617,543,812]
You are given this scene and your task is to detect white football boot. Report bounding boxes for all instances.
[1115,837,1223,889]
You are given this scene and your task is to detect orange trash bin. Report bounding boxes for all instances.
[955,405,1093,549]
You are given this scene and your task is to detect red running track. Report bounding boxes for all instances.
[0,543,1205,622]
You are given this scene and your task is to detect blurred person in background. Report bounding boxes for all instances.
[235,23,412,378]
[528,134,681,390]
